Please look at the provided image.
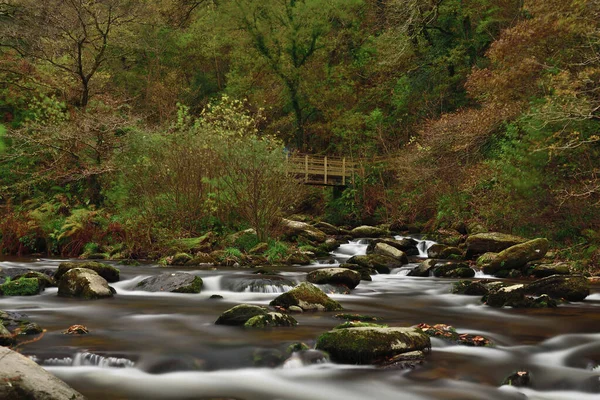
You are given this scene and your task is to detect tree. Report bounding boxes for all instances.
[0,0,139,108]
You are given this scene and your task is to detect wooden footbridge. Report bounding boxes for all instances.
[287,154,357,186]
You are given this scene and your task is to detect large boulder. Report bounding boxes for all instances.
[314,221,341,235]
[373,243,408,263]
[427,244,462,260]
[244,312,298,328]
[13,271,56,288]
[270,282,343,311]
[350,225,389,238]
[407,259,438,277]
[215,304,268,325]
[347,254,404,274]
[306,268,362,289]
[55,261,120,283]
[57,268,113,299]
[315,327,430,364]
[465,233,527,258]
[483,238,549,275]
[527,262,571,278]
[432,262,475,278]
[451,280,489,296]
[0,346,85,399]
[524,275,589,302]
[136,272,203,293]
[339,263,374,281]
[281,219,327,243]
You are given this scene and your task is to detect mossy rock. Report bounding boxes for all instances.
[136,273,202,294]
[524,275,589,302]
[280,219,327,243]
[483,284,526,308]
[373,243,408,263]
[350,225,389,238]
[427,244,463,259]
[476,252,498,267]
[416,323,493,347]
[334,321,387,329]
[408,259,438,277]
[57,268,113,299]
[366,238,419,256]
[249,242,269,255]
[339,263,374,281]
[451,280,489,296]
[13,271,56,288]
[169,252,193,266]
[315,327,430,364]
[244,312,298,328]
[55,261,120,283]
[347,254,403,274]
[285,252,311,265]
[185,253,215,266]
[465,232,527,258]
[433,262,475,278]
[484,238,549,275]
[1,278,42,296]
[215,304,268,326]
[334,314,381,322]
[306,268,361,289]
[528,263,571,278]
[270,282,343,311]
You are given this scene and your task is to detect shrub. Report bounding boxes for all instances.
[264,240,289,262]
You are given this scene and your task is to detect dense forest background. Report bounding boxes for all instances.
[0,0,598,268]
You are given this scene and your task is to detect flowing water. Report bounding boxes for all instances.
[1,238,599,400]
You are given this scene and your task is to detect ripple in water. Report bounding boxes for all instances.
[41,352,135,368]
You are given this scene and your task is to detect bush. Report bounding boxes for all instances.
[264,240,289,262]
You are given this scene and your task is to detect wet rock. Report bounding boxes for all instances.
[63,325,89,335]
[281,219,327,243]
[244,312,298,328]
[432,262,475,278]
[334,321,387,329]
[483,238,549,275]
[288,306,303,313]
[209,294,223,300]
[373,243,408,263]
[347,254,404,274]
[285,251,311,265]
[57,268,114,299]
[408,259,438,277]
[367,238,420,256]
[0,277,43,296]
[215,304,268,326]
[306,268,361,289]
[484,284,526,308]
[380,350,426,369]
[350,225,389,238]
[253,348,284,367]
[0,311,42,339]
[136,272,203,294]
[315,327,430,364]
[502,370,531,387]
[221,275,295,293]
[451,280,489,296]
[525,274,589,302]
[270,282,343,311]
[0,346,85,399]
[527,262,571,278]
[55,261,120,283]
[0,323,14,346]
[339,263,374,281]
[314,221,341,235]
[416,323,493,347]
[427,244,462,259]
[465,232,526,258]
[283,349,329,368]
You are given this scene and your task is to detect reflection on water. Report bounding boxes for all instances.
[1,240,599,400]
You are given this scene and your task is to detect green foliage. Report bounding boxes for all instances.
[1,277,40,296]
[264,240,289,262]
[234,232,261,253]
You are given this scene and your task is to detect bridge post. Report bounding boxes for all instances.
[342,157,346,186]
[304,155,308,183]
[324,156,328,184]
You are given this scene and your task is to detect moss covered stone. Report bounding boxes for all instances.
[347,254,403,274]
[270,282,343,311]
[451,280,489,296]
[57,268,113,299]
[0,278,42,296]
[433,262,475,278]
[484,238,549,275]
[373,243,408,263]
[315,327,430,364]
[55,261,120,283]
[427,244,463,259]
[524,274,589,301]
[215,304,268,325]
[350,225,389,238]
[170,252,193,266]
[334,314,381,322]
[244,312,298,328]
[14,271,56,288]
[465,232,526,258]
[306,268,362,289]
[136,273,203,293]
[334,321,387,329]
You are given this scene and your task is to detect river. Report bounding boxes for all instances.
[1,238,599,400]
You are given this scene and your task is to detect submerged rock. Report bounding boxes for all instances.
[502,370,531,387]
[136,272,203,294]
[416,323,493,347]
[483,238,549,275]
[0,346,85,399]
[215,304,268,326]
[57,268,114,299]
[465,232,526,258]
[315,327,430,364]
[306,268,362,289]
[270,282,343,311]
[55,261,120,283]
[451,280,489,296]
[244,312,298,328]
[283,349,329,368]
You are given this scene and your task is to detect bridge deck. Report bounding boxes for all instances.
[287,154,356,186]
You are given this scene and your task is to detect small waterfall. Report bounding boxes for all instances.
[41,352,135,368]
[394,236,436,258]
[221,276,296,294]
[331,239,368,258]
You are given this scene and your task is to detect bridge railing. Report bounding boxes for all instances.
[286,154,357,186]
